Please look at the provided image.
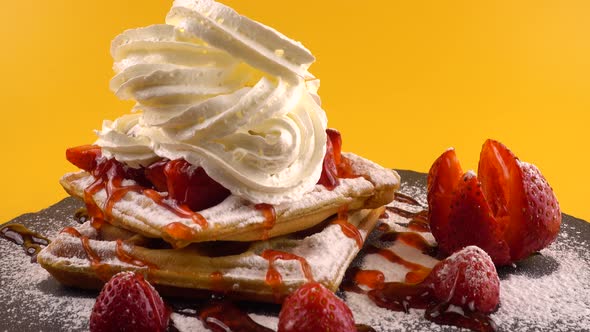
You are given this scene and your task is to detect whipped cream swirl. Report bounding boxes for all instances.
[96,0,328,204]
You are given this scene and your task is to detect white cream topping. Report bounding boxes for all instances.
[97,0,328,204]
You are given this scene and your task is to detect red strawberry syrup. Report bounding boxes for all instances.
[333,205,364,248]
[255,203,277,240]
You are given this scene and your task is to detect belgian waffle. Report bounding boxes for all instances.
[37,207,384,303]
[60,153,399,248]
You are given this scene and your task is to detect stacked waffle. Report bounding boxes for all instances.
[37,0,400,302]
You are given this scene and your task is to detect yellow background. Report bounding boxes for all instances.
[0,1,588,223]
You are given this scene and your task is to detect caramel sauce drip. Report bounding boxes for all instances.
[261,249,314,293]
[377,222,391,232]
[388,192,430,232]
[386,206,430,232]
[368,281,434,312]
[0,224,50,262]
[115,239,157,270]
[408,215,430,232]
[356,324,377,332]
[394,192,423,206]
[197,301,274,332]
[254,203,276,240]
[176,300,376,332]
[74,208,90,224]
[425,302,498,332]
[332,205,363,247]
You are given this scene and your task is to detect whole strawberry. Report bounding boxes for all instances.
[278,282,356,332]
[89,271,169,332]
[427,246,500,313]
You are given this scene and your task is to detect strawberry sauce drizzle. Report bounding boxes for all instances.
[261,249,314,295]
[254,203,276,240]
[341,191,498,332]
[380,231,438,257]
[80,156,209,242]
[344,266,497,331]
[83,177,107,229]
[60,227,111,280]
[115,239,157,270]
[143,189,208,229]
[366,245,432,283]
[161,222,197,242]
[332,205,363,247]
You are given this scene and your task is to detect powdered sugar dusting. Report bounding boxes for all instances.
[2,171,590,331]
[493,239,590,331]
[344,175,590,331]
[61,152,395,244]
[0,209,95,331]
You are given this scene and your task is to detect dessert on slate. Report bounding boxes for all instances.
[15,0,561,331]
[37,0,400,302]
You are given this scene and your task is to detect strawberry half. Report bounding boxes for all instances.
[427,148,463,252]
[479,140,561,262]
[66,145,102,172]
[426,246,500,314]
[278,282,356,332]
[164,159,231,212]
[428,139,561,265]
[89,271,169,332]
[318,129,342,190]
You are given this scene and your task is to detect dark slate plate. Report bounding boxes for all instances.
[1,170,589,331]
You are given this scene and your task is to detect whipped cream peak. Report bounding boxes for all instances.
[167,0,315,81]
[95,114,159,169]
[97,0,328,204]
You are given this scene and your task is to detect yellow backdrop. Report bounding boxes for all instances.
[0,1,588,223]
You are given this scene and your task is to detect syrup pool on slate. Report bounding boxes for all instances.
[341,200,498,332]
[0,224,50,262]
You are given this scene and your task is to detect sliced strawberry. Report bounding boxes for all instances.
[327,128,343,166]
[89,271,168,332]
[512,161,561,259]
[428,140,561,265]
[427,246,500,314]
[278,282,356,332]
[318,130,340,190]
[164,159,231,212]
[66,145,102,172]
[445,172,511,265]
[478,140,561,262]
[145,159,169,192]
[427,148,463,252]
